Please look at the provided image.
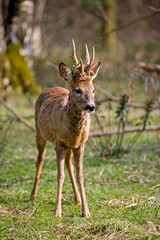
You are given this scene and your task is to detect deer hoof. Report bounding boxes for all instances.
[75,196,82,205]
[30,194,36,201]
[54,209,62,217]
[82,210,91,218]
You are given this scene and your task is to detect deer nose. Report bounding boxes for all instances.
[85,104,95,112]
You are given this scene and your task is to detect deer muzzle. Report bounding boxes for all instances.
[84,104,95,112]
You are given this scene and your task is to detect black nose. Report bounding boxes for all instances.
[85,104,95,112]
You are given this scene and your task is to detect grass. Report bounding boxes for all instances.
[0,93,160,240]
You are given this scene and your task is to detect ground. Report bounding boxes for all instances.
[0,93,160,239]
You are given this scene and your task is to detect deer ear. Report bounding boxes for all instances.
[59,62,72,81]
[90,61,101,80]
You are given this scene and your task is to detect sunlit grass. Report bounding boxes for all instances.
[0,92,160,239]
[0,122,160,239]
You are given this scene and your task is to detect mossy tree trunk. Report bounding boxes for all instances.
[102,0,120,57]
[0,0,46,94]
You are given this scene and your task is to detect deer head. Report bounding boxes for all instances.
[59,40,101,112]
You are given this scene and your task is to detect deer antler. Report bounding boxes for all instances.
[79,58,84,75]
[85,44,90,65]
[72,39,79,66]
[89,46,95,67]
[72,40,98,77]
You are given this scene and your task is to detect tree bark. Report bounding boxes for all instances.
[31,0,46,57]
[102,0,117,50]
[0,0,46,57]
[0,0,6,54]
[0,0,46,93]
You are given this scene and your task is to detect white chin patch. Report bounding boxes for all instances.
[85,109,94,113]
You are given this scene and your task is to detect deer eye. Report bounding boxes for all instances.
[75,89,82,94]
[92,89,95,93]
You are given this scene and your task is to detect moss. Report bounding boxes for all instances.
[0,43,41,94]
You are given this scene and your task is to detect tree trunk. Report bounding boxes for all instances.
[31,0,46,58]
[1,0,46,58]
[102,0,120,57]
[0,0,6,54]
[0,0,46,94]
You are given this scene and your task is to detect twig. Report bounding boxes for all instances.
[0,115,34,122]
[105,7,160,36]
[0,99,35,132]
[114,94,129,154]
[90,125,160,137]
[95,84,160,110]
[149,6,160,13]
[94,111,105,134]
[46,61,59,73]
[139,62,160,74]
[0,117,15,160]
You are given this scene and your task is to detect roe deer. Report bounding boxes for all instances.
[30,40,101,217]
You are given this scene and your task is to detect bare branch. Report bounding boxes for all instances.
[90,125,160,138]
[0,99,35,132]
[105,6,160,36]
[149,6,160,13]
[139,62,160,74]
[95,84,160,110]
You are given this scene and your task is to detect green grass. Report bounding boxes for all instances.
[0,94,160,240]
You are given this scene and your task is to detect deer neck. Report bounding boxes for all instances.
[67,96,87,133]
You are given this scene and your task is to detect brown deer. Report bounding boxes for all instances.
[30,40,101,217]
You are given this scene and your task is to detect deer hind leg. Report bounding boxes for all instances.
[30,130,46,200]
[73,145,90,218]
[65,149,81,205]
[54,142,66,217]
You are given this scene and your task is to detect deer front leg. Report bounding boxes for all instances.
[73,144,90,218]
[54,142,66,217]
[65,149,81,205]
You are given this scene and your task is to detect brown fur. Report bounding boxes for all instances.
[30,41,101,217]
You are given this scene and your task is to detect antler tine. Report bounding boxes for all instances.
[79,58,84,75]
[89,46,95,67]
[85,43,90,65]
[72,39,79,66]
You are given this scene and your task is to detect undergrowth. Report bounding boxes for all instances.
[0,94,160,239]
